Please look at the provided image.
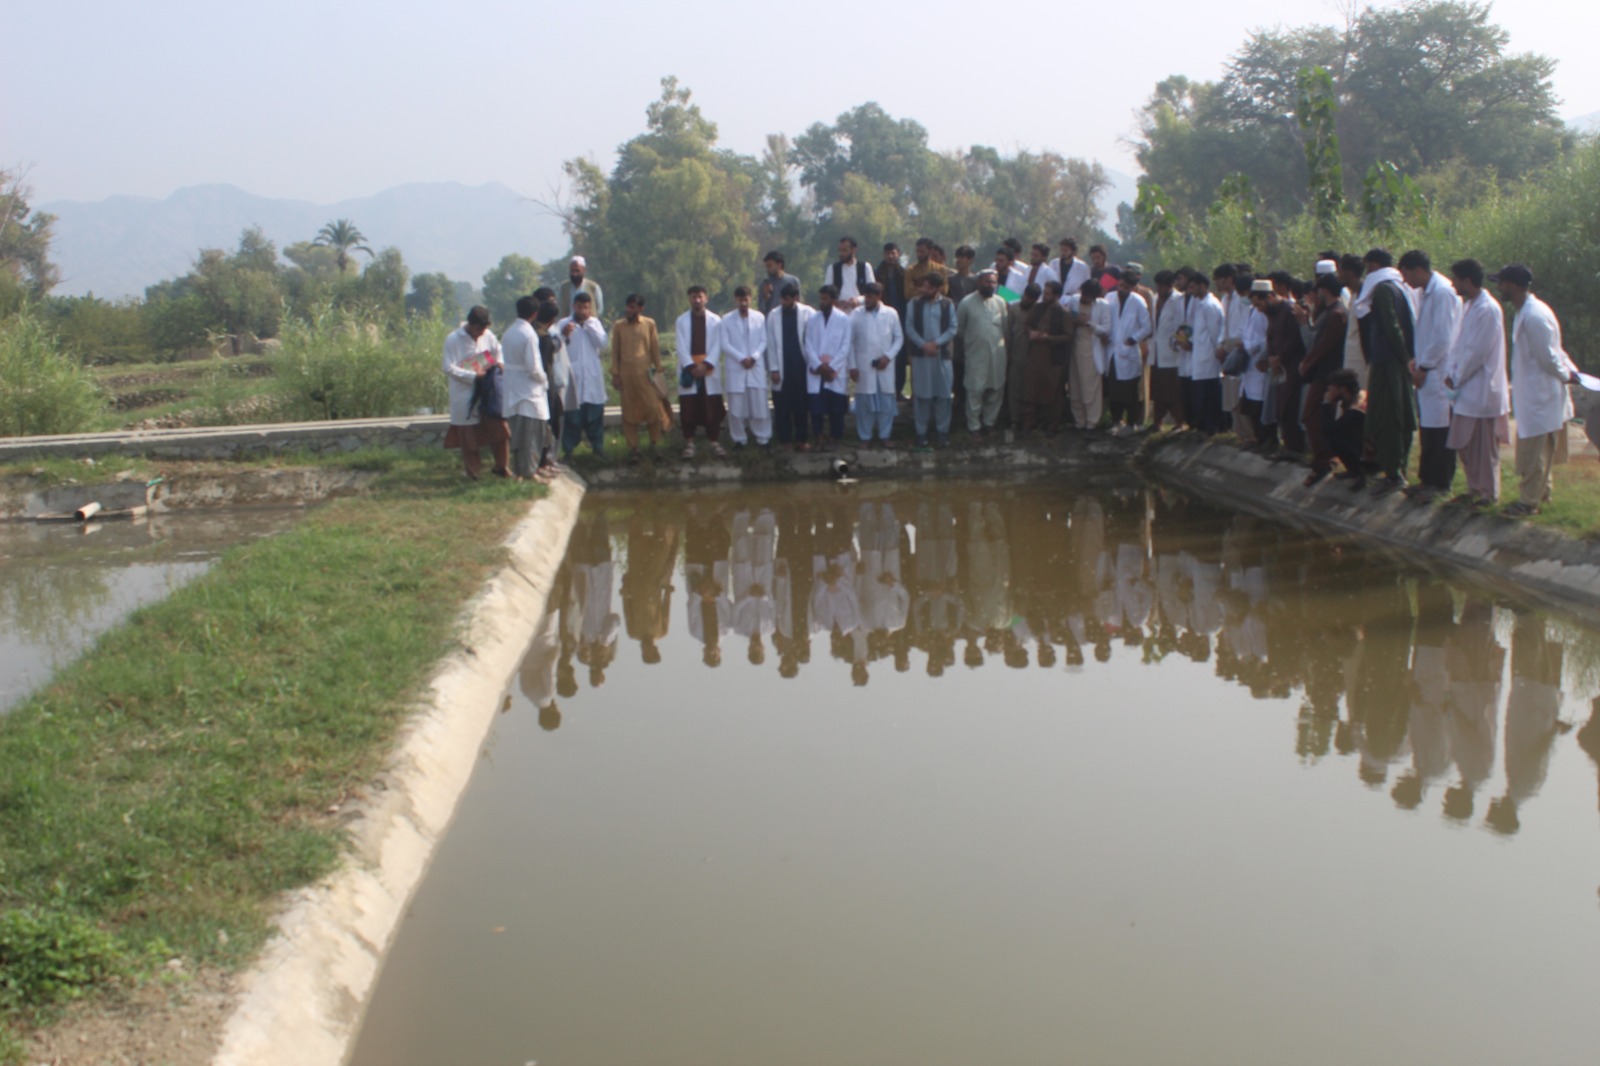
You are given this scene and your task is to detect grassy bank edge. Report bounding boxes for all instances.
[0,450,547,1056]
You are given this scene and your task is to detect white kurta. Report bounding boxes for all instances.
[1444,289,1509,419]
[556,316,608,407]
[1185,294,1227,382]
[720,309,767,419]
[1108,290,1151,380]
[499,318,548,420]
[441,325,500,425]
[1064,294,1112,375]
[1413,271,1463,428]
[849,304,904,395]
[675,310,724,397]
[803,307,853,396]
[824,260,876,305]
[1510,294,1576,439]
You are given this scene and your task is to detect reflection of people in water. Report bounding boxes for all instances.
[1393,582,1456,809]
[962,499,1011,655]
[854,502,908,686]
[731,509,777,666]
[1351,575,1413,787]
[684,504,733,667]
[773,504,814,678]
[1487,612,1565,834]
[622,506,678,665]
[520,594,563,728]
[1443,597,1503,822]
[569,512,620,687]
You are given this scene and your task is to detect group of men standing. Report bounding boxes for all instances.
[444,245,1585,516]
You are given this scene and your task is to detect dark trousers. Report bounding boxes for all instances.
[542,393,564,464]
[1418,425,1457,490]
[1303,380,1334,472]
[1188,378,1223,435]
[680,393,726,442]
[894,342,909,398]
[561,402,604,455]
[1332,410,1366,473]
[774,385,808,444]
[809,390,847,439]
[1276,369,1306,452]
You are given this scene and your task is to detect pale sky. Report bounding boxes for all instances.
[4,0,1596,206]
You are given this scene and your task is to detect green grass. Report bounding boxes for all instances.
[0,455,545,1031]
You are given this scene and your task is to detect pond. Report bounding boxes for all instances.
[0,509,304,715]
[350,476,1600,1066]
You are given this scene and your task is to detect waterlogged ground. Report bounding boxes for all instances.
[351,477,1600,1066]
[0,509,302,714]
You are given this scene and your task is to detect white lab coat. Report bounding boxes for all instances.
[1185,294,1227,382]
[441,325,501,425]
[1018,261,1058,295]
[1108,290,1151,380]
[764,302,816,389]
[1240,307,1269,402]
[674,310,724,397]
[1443,289,1509,419]
[719,309,768,396]
[803,306,853,396]
[1510,294,1576,439]
[849,304,904,395]
[1055,256,1092,299]
[1413,270,1463,428]
[1152,293,1185,371]
[499,318,549,420]
[556,316,608,407]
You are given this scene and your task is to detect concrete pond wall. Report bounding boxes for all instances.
[1137,434,1600,624]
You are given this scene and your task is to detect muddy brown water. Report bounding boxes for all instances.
[0,509,303,714]
[350,476,1600,1066]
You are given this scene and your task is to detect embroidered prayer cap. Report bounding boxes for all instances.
[1251,279,1274,294]
[570,255,587,268]
[1315,260,1338,276]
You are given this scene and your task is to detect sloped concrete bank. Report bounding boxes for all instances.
[210,475,586,1066]
[0,466,376,520]
[1138,435,1600,622]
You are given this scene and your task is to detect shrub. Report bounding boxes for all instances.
[0,907,125,1011]
[272,305,448,421]
[0,310,110,436]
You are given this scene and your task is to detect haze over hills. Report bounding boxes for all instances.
[41,182,571,299]
[44,169,1138,301]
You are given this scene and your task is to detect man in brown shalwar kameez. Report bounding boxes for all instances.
[610,294,671,462]
[1020,280,1072,434]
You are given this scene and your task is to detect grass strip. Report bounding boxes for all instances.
[0,451,545,1041]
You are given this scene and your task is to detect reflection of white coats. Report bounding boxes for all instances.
[1185,294,1227,383]
[763,303,816,390]
[720,309,768,396]
[1413,271,1463,428]
[675,310,724,397]
[803,307,853,395]
[1510,294,1576,439]
[811,555,861,634]
[1443,290,1508,420]
[574,561,619,648]
[849,305,904,395]
[442,325,500,425]
[1108,291,1152,379]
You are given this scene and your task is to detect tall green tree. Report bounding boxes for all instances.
[407,272,462,321]
[481,254,542,327]
[313,218,374,274]
[0,168,59,299]
[563,77,759,315]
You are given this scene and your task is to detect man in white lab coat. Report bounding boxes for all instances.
[675,285,725,458]
[1182,273,1227,435]
[1496,264,1580,516]
[1105,273,1152,434]
[441,304,502,479]
[803,285,854,449]
[720,286,770,448]
[765,283,816,450]
[849,282,904,446]
[557,293,608,460]
[1401,250,1463,499]
[1442,259,1509,506]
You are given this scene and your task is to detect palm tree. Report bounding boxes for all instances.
[313,218,373,274]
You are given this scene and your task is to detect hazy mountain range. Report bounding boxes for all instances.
[44,170,1139,300]
[41,182,571,300]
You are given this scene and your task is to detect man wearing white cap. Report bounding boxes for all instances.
[560,256,605,320]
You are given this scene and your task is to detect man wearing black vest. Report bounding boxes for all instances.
[828,236,875,312]
[877,242,910,398]
[906,273,958,449]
